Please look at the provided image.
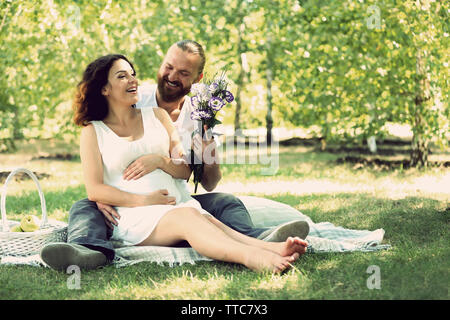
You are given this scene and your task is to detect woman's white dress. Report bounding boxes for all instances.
[91,107,211,246]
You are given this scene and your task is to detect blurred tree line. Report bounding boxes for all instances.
[0,0,448,166]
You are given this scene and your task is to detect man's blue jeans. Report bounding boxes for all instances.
[68,193,268,261]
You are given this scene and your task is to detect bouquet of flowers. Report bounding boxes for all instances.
[189,72,234,193]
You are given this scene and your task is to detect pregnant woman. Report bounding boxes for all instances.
[72,54,307,273]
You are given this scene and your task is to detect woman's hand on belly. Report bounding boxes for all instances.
[123,154,163,181]
[139,189,176,206]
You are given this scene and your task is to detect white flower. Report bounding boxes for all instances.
[190,83,209,96]
[376,68,387,76]
[190,83,211,102]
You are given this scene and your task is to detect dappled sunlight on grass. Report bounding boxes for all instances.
[102,269,232,300]
[47,209,70,222]
[248,270,312,299]
[314,259,340,271]
[211,168,450,203]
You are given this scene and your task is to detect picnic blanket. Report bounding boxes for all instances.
[0,196,390,268]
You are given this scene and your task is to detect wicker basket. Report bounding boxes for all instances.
[0,168,67,257]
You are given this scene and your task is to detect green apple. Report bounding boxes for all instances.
[20,215,41,232]
[10,225,24,232]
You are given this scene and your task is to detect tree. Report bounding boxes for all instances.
[402,0,449,166]
[275,0,448,165]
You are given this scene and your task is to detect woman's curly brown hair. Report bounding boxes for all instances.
[73,54,136,126]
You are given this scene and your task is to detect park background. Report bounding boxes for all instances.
[0,0,449,300]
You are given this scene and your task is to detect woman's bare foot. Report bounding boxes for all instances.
[244,248,298,274]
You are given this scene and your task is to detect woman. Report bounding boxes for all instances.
[73,54,307,273]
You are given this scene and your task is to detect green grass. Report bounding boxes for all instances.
[0,140,449,300]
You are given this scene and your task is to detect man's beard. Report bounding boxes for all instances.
[157,75,191,103]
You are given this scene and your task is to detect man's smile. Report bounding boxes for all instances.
[164,78,182,89]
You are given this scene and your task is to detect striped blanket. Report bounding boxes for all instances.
[112,196,391,267]
[0,196,390,268]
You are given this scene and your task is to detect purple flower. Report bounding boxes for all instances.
[191,110,213,121]
[198,110,213,119]
[224,90,234,103]
[191,96,199,108]
[208,97,225,111]
[190,110,201,121]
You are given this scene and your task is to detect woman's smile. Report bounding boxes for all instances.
[126,86,138,94]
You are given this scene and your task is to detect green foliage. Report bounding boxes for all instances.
[0,0,448,166]
[276,0,448,147]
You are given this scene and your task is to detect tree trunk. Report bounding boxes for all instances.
[367,102,377,153]
[265,48,273,145]
[410,50,431,167]
[233,22,246,135]
[13,105,22,141]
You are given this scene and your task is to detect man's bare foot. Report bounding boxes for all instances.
[245,248,297,274]
[275,236,308,257]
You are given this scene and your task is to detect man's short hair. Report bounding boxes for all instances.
[176,40,206,75]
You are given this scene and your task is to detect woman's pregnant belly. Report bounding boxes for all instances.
[115,169,182,204]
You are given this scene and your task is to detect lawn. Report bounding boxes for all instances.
[0,138,449,300]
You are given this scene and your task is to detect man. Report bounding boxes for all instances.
[40,40,309,271]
